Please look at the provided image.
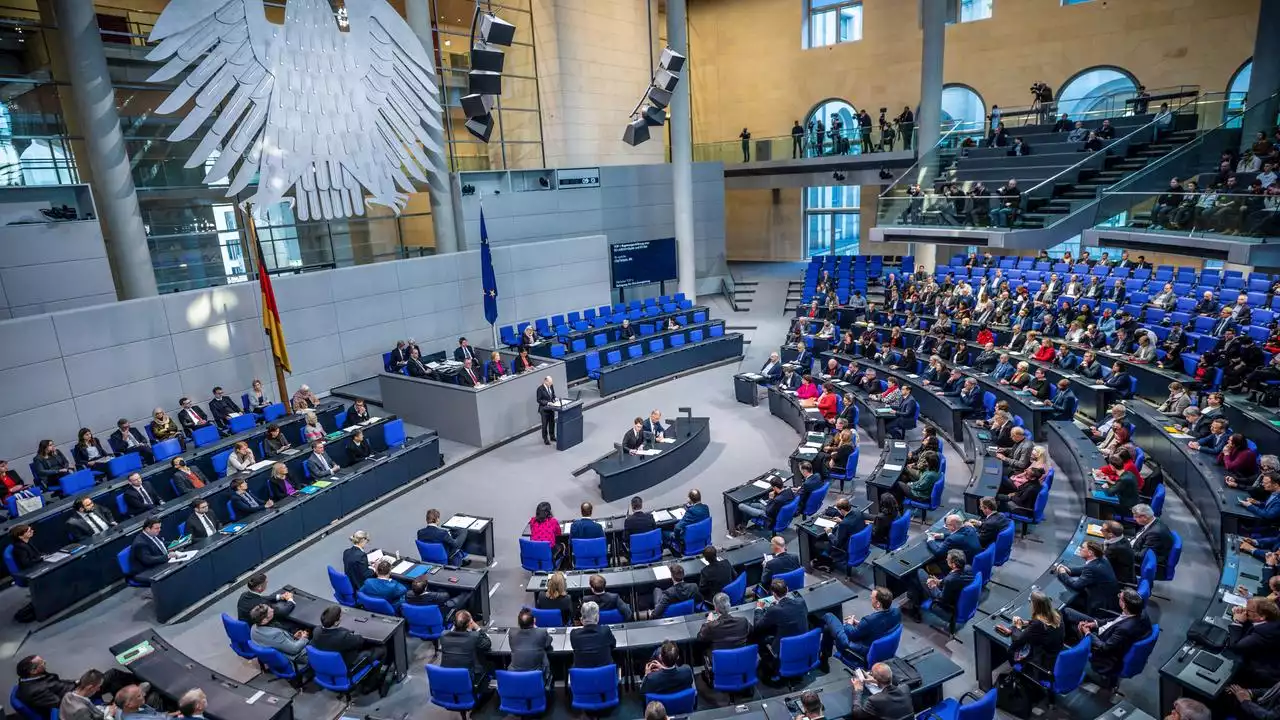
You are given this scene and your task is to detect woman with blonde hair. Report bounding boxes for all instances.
[302,410,325,443]
[342,530,373,590]
[1009,590,1065,669]
[1001,445,1047,492]
[535,571,575,625]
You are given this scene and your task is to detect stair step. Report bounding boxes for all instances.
[736,280,759,286]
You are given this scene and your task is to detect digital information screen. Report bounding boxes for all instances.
[610,238,678,289]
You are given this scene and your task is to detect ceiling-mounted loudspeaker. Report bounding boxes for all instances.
[643,106,667,127]
[653,69,680,93]
[659,47,686,74]
[623,118,650,146]
[480,14,516,46]
[460,93,493,118]
[647,85,672,110]
[468,70,502,96]
[466,114,494,142]
[470,43,505,73]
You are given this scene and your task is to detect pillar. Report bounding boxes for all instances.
[52,0,156,299]
[1243,2,1280,153]
[667,0,696,301]
[916,0,946,156]
[405,0,460,254]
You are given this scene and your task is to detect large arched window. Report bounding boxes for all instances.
[1227,58,1252,127]
[940,85,986,135]
[805,98,859,156]
[1056,66,1140,120]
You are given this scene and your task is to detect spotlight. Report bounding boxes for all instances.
[833,171,846,181]
[538,176,550,188]
[622,46,686,146]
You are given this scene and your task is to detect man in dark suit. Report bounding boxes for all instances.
[439,610,492,694]
[820,586,901,664]
[970,497,1011,548]
[230,477,273,517]
[953,378,984,417]
[208,386,242,431]
[639,641,694,696]
[585,574,633,621]
[1099,520,1136,585]
[622,417,647,454]
[1056,540,1121,616]
[14,656,75,716]
[670,488,711,552]
[569,502,605,540]
[813,497,867,570]
[121,472,162,516]
[652,563,701,618]
[109,418,153,464]
[417,508,468,564]
[310,605,385,671]
[171,457,209,494]
[759,352,784,383]
[698,592,751,650]
[885,386,918,440]
[457,358,481,387]
[760,535,801,589]
[624,495,656,537]
[185,499,221,539]
[926,514,982,562]
[736,476,796,531]
[795,461,825,512]
[535,376,558,445]
[388,341,411,371]
[1229,597,1280,687]
[1228,680,1280,720]
[752,578,809,674]
[903,549,973,623]
[177,397,212,435]
[454,337,478,364]
[641,410,667,440]
[66,497,116,541]
[509,608,554,686]
[237,572,294,623]
[129,517,172,573]
[1069,589,1153,686]
[1051,379,1078,420]
[569,601,617,667]
[849,663,914,720]
[407,348,432,378]
[779,365,803,390]
[792,341,814,374]
[1130,505,1174,574]
[698,545,736,600]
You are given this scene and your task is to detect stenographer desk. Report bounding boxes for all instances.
[597,334,745,397]
[280,585,411,677]
[379,358,566,447]
[589,417,710,503]
[0,402,340,581]
[110,631,292,720]
[137,425,441,622]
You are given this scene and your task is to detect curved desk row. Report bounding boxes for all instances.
[520,504,688,568]
[541,319,726,382]
[597,333,745,397]
[819,353,972,442]
[871,507,976,599]
[1042,419,1131,523]
[541,304,712,351]
[0,401,341,580]
[278,585,412,677]
[138,428,442,622]
[590,417,711,503]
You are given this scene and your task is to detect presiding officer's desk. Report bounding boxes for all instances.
[136,422,441,622]
[543,319,726,382]
[872,507,976,597]
[363,548,493,622]
[111,631,293,720]
[589,417,711,503]
[971,516,1095,690]
[597,332,745,397]
[378,358,568,448]
[442,513,496,566]
[280,585,411,677]
[526,536,769,612]
[1157,535,1259,711]
[0,401,340,581]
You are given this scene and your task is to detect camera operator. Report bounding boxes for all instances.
[858,109,874,153]
[896,106,915,150]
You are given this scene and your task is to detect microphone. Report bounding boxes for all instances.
[678,407,693,437]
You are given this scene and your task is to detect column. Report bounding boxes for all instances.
[915,0,946,155]
[1243,2,1280,152]
[52,0,156,298]
[404,0,460,254]
[668,0,696,301]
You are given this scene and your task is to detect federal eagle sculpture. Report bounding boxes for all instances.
[145,0,446,221]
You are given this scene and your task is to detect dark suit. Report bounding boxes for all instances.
[569,517,605,540]
[672,502,711,544]
[185,509,221,539]
[71,439,112,471]
[343,407,370,428]
[1092,612,1153,680]
[1132,519,1175,573]
[343,546,372,593]
[311,625,374,669]
[752,593,809,655]
[129,532,168,570]
[698,614,752,650]
[822,607,901,659]
[10,539,41,570]
[759,360,783,382]
[760,551,801,588]
[640,665,693,696]
[1104,539,1136,585]
[622,428,645,452]
[849,681,914,720]
[653,581,700,618]
[586,591,633,621]
[439,629,492,687]
[536,384,558,441]
[209,396,241,428]
[230,490,266,517]
[886,396,918,439]
[1009,618,1065,671]
[624,511,656,537]
[66,507,116,541]
[641,418,667,439]
[172,466,209,494]
[237,590,294,623]
[454,345,478,363]
[417,525,465,558]
[1230,621,1280,686]
[699,558,736,600]
[408,358,431,378]
[1060,558,1121,616]
[485,361,506,383]
[109,427,153,462]
[926,525,982,562]
[178,405,211,434]
[121,482,161,516]
[760,487,797,529]
[458,366,481,387]
[975,513,1012,548]
[509,627,553,675]
[14,673,75,715]
[569,624,616,668]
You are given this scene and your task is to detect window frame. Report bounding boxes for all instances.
[804,0,863,49]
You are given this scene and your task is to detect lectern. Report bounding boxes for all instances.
[553,399,584,451]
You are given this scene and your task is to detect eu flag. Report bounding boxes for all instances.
[480,208,499,326]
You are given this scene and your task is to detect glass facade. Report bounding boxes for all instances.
[0,1,544,293]
[1056,67,1140,120]
[958,0,992,23]
[804,185,860,257]
[806,0,862,48]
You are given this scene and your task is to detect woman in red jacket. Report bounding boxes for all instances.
[1219,433,1259,478]
[816,382,839,422]
[1032,338,1056,363]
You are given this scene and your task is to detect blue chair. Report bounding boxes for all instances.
[800,481,830,518]
[866,624,902,666]
[496,669,548,716]
[926,688,998,720]
[211,448,233,477]
[228,413,256,434]
[828,459,857,494]
[117,547,145,587]
[993,523,1016,566]
[309,646,379,698]
[191,425,220,447]
[357,591,398,616]
[153,438,182,462]
[711,646,759,694]
[722,572,747,605]
[221,612,258,660]
[674,518,712,556]
[777,628,822,683]
[530,607,565,627]
[105,452,143,479]
[1161,530,1183,581]
[519,539,556,572]
[753,498,800,533]
[1041,635,1091,697]
[585,351,602,379]
[571,537,608,569]
[1007,482,1050,536]
[569,665,619,713]
[427,665,478,715]
[59,469,95,496]
[383,419,406,448]
[843,525,873,577]
[114,493,129,518]
[875,512,912,551]
[659,599,696,618]
[923,572,982,637]
[3,545,28,587]
[647,688,696,714]
[263,403,287,422]
[972,544,996,588]
[571,338,587,352]
[328,566,357,606]
[417,539,462,566]
[629,529,663,564]
[904,475,945,521]
[773,566,806,593]
[1115,624,1160,688]
[599,609,626,624]
[251,641,299,682]
[10,686,45,720]
[401,603,446,644]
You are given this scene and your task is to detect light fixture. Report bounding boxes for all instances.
[623,46,686,146]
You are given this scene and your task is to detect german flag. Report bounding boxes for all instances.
[248,215,290,374]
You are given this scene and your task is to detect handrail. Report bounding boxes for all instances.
[877,121,975,199]
[1023,90,1203,197]
[992,84,1200,124]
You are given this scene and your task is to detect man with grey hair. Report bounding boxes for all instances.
[177,689,207,719]
[115,684,166,719]
[1164,696,1210,720]
[698,592,751,650]
[569,601,616,668]
[760,352,783,383]
[1179,405,1212,438]
[850,662,913,718]
[1227,455,1279,500]
[996,427,1034,475]
[1130,503,1175,573]
[926,514,981,561]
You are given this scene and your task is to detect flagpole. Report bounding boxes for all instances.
[245,203,290,407]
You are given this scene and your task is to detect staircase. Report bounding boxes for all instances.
[784,280,805,314]
[730,280,757,311]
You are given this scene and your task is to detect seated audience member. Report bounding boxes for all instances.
[536,571,576,626]
[348,429,374,463]
[527,501,562,558]
[1065,589,1152,688]
[996,427,1035,476]
[1220,433,1260,478]
[301,411,325,443]
[1159,382,1192,415]
[849,663,914,720]
[896,450,941,504]
[902,549,974,623]
[250,604,310,665]
[208,386,241,430]
[230,477,273,516]
[227,441,256,475]
[1100,520,1136,585]
[508,608,553,687]
[418,508,469,563]
[291,385,319,412]
[247,378,271,411]
[66,496,116,541]
[570,501,606,539]
[1227,597,1280,688]
[1242,474,1280,521]
[1006,590,1066,674]
[454,337,478,363]
[237,572,294,623]
[820,586,902,665]
[484,351,507,383]
[360,559,407,607]
[926,513,982,561]
[149,409,183,446]
[121,472,161,516]
[185,499,220,539]
[130,517,174,571]
[440,610,492,694]
[177,397,212,435]
[651,563,700,618]
[514,347,536,373]
[624,495,657,538]
[698,592,752,651]
[698,546,736,601]
[113,684,166,719]
[16,655,80,716]
[344,398,372,427]
[735,476,796,530]
[407,347,431,378]
[970,497,1012,547]
[109,418,154,464]
[796,375,821,401]
[1189,418,1231,455]
[59,669,118,720]
[305,440,339,479]
[584,573,633,621]
[671,488,710,549]
[759,535,801,589]
[752,578,809,675]
[570,601,617,668]
[0,459,30,501]
[70,428,112,474]
[405,575,471,615]
[640,641,694,696]
[1055,541,1121,616]
[264,423,293,457]
[171,456,208,493]
[310,604,386,672]
[1094,448,1140,515]
[8,524,41,570]
[458,358,483,387]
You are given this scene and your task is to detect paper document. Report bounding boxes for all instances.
[366,549,385,565]
[652,565,672,581]
[804,442,823,449]
[1091,384,1110,390]
[363,417,381,425]
[249,459,275,471]
[660,437,676,443]
[894,442,907,449]
[804,408,822,414]
[445,515,475,529]
[653,510,673,523]
[43,552,69,563]
[1223,590,1249,607]
[1085,523,1104,537]
[813,517,837,530]
[168,550,198,563]
[906,374,919,379]
[471,519,489,530]
[742,373,762,380]
[882,463,903,472]
[670,507,686,520]
[752,480,772,489]
[636,448,663,456]
[246,690,264,705]
[391,560,415,575]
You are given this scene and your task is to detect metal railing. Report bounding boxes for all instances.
[693,124,919,164]
[1085,191,1278,243]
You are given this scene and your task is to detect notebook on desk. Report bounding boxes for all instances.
[220,523,247,535]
